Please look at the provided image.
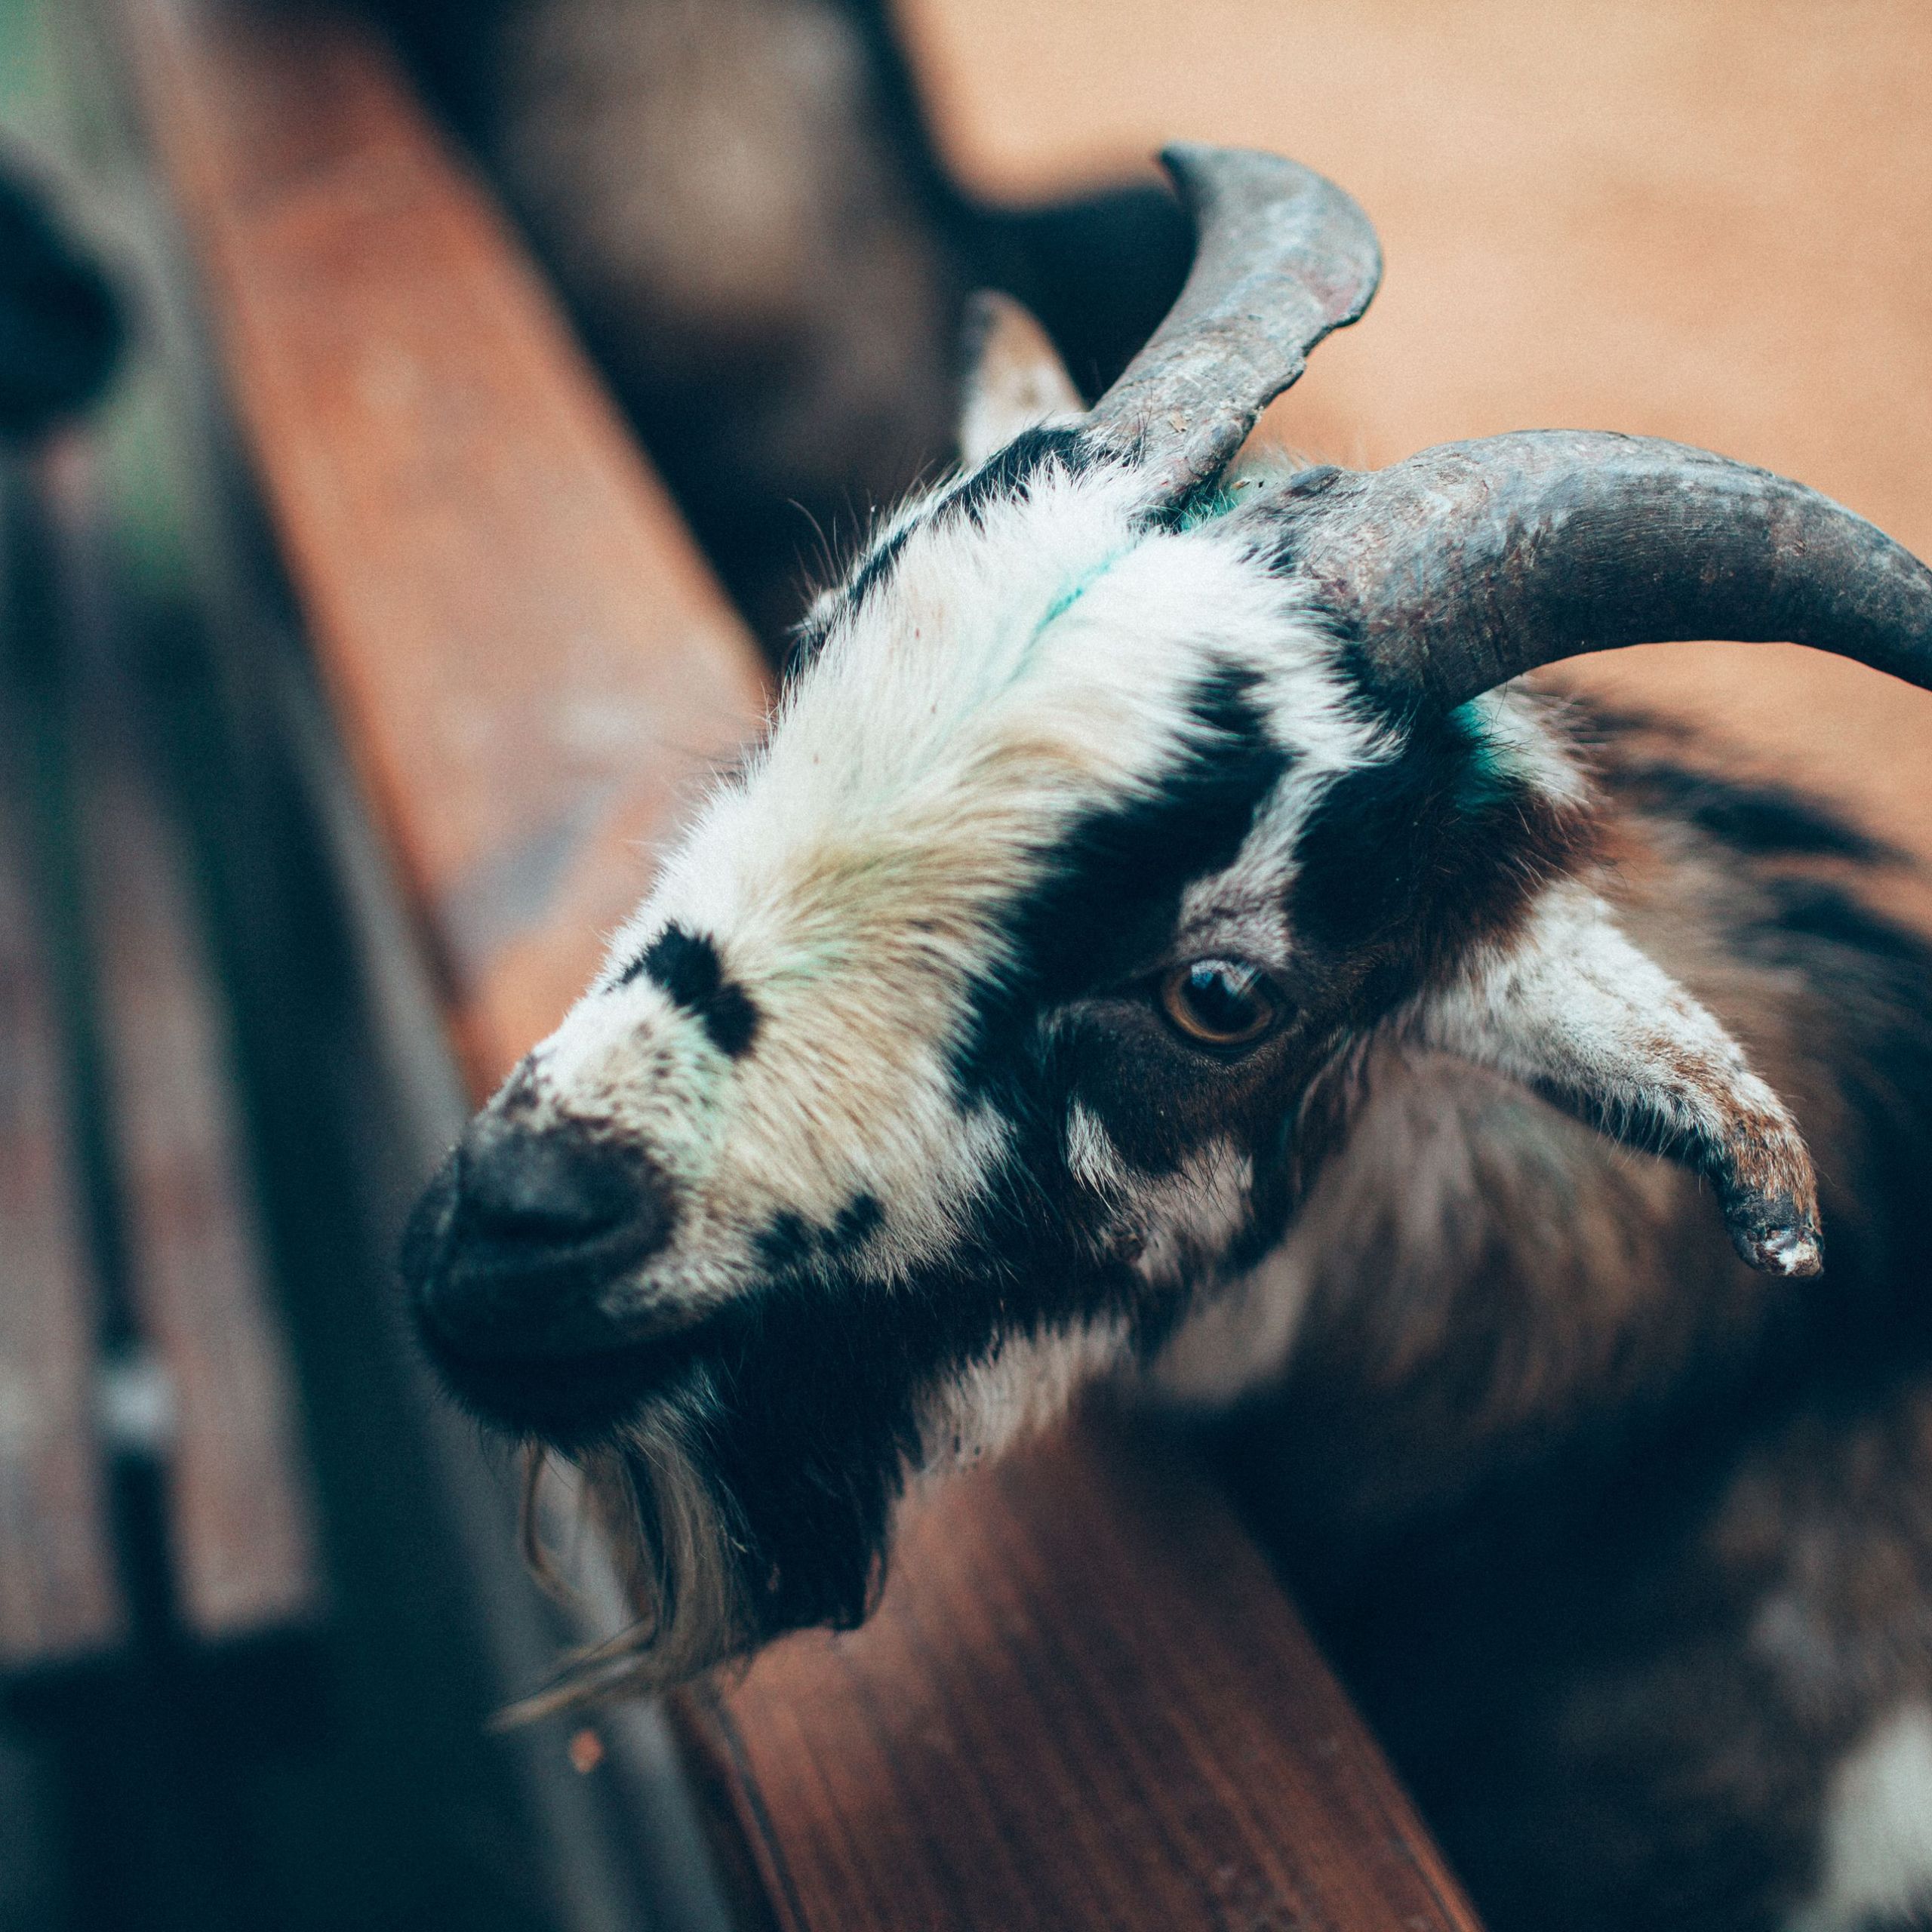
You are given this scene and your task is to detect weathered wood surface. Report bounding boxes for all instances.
[127,2,1484,1924]
[128,0,769,1094]
[0,461,124,1675]
[42,438,324,1647]
[695,1414,1482,1932]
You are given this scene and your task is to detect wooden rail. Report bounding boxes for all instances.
[0,463,123,1675]
[128,0,768,1095]
[52,435,323,1646]
[701,1414,1479,1932]
[122,2,1484,1924]
[1,430,322,1679]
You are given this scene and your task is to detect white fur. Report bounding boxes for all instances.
[1412,879,1817,1269]
[1788,1703,1932,1932]
[1463,684,1593,811]
[916,1319,1131,1475]
[1064,1099,1131,1200]
[1129,1137,1257,1293]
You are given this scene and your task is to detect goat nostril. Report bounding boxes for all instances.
[457,1116,663,1254]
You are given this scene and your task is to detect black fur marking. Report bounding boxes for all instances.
[782,612,832,681]
[940,423,1088,530]
[752,1195,884,1276]
[952,663,1291,1101]
[829,1193,883,1253]
[626,924,761,1057]
[753,1211,815,1275]
[1763,874,1932,973]
[577,1054,1133,1646]
[826,426,1091,632]
[838,518,916,617]
[663,1138,1140,1649]
[1746,875,1932,1304]
[1292,705,1591,1014]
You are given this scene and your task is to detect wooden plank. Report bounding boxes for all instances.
[126,0,771,1094]
[42,440,324,1647]
[0,462,124,1674]
[124,4,1484,1924]
[691,1414,1481,1932]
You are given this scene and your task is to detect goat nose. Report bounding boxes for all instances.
[406,1114,678,1368]
[458,1114,640,1247]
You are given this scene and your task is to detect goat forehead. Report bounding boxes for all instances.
[705,466,1360,913]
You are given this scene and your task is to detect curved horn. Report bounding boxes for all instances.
[1083,145,1382,501]
[1252,432,1932,711]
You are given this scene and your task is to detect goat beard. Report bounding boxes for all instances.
[500,1404,758,1724]
[488,1143,1345,1726]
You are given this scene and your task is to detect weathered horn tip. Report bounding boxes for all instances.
[1085,143,1384,500]
[1155,140,1324,189]
[1152,143,1384,299]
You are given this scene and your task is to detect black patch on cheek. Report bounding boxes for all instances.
[752,1195,884,1276]
[754,1211,814,1274]
[624,924,761,1057]
[1058,999,1319,1183]
[1060,1009,1200,1177]
[691,1160,1139,1648]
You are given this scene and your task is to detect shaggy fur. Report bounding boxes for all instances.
[1199,706,1932,1932]
[404,303,1932,1930]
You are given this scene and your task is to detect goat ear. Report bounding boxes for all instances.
[1410,886,1823,1277]
[957,290,1082,466]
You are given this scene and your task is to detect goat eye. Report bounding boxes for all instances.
[1160,959,1280,1049]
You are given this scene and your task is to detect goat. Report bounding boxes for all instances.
[404,148,1932,1932]
[377,0,1188,641]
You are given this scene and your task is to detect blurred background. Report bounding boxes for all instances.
[3,1,1930,1927]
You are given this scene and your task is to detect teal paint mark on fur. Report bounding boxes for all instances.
[1449,700,1521,813]
[1174,485,1243,531]
[1017,548,1129,671]
[1038,558,1115,632]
